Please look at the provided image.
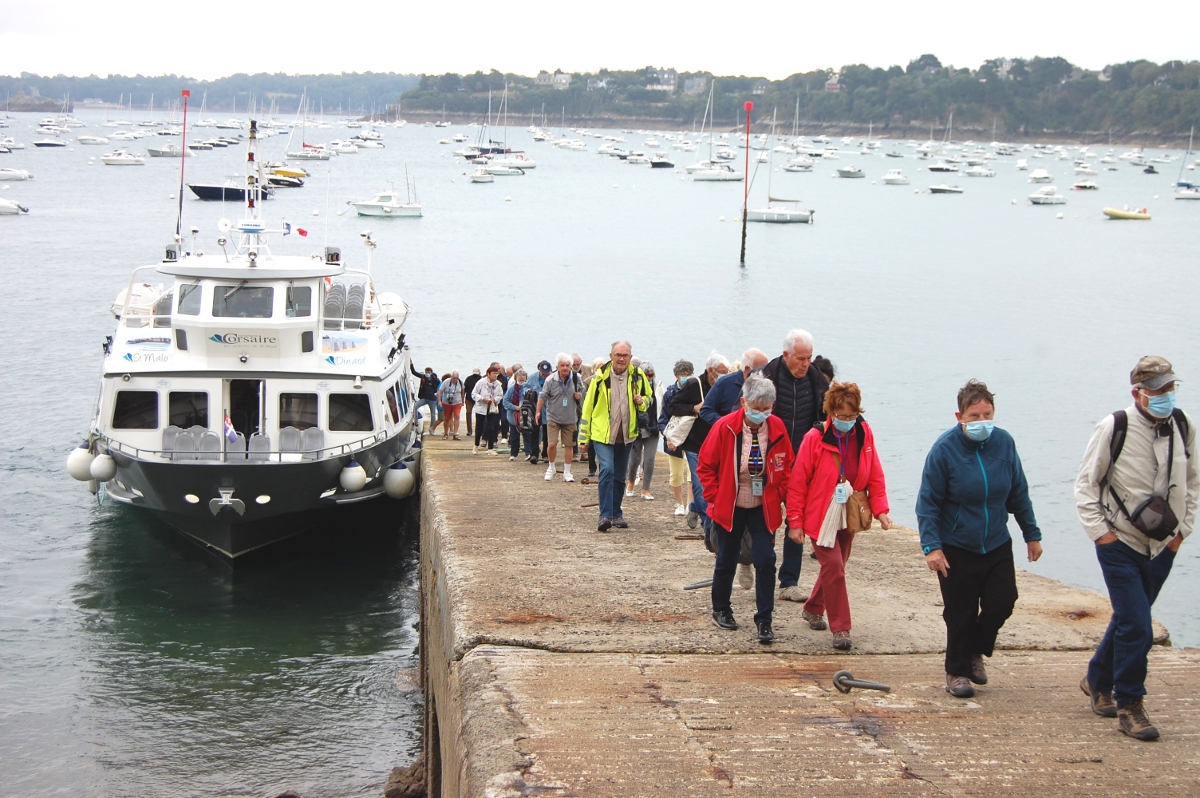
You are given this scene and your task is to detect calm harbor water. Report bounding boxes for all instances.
[1,111,1197,794]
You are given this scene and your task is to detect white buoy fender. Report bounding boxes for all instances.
[86,479,100,495]
[90,453,117,482]
[383,463,416,499]
[340,459,367,492]
[67,443,95,481]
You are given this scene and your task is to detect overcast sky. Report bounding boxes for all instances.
[2,0,1197,81]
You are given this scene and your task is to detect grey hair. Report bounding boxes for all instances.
[783,328,815,353]
[742,373,777,406]
[555,352,572,366]
[610,339,632,353]
[742,348,768,370]
[673,359,694,377]
[640,361,654,374]
[705,350,730,370]
[515,369,528,380]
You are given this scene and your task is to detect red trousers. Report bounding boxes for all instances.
[804,529,854,633]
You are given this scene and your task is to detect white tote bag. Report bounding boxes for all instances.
[816,491,845,548]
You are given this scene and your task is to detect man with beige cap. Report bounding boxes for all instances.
[1075,355,1196,741]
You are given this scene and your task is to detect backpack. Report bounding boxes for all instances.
[1102,408,1190,485]
[520,386,538,431]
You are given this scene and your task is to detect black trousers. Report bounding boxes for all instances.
[937,540,1018,678]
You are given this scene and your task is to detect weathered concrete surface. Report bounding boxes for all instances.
[420,440,1193,797]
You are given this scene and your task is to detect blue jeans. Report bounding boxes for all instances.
[593,441,631,521]
[415,398,438,427]
[1088,540,1176,708]
[778,531,804,588]
[684,450,709,528]
[712,506,777,625]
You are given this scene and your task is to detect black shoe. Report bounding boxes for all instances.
[969,655,988,685]
[712,609,737,630]
[587,470,597,478]
[598,517,612,532]
[757,621,774,644]
[529,457,538,465]
[613,518,629,529]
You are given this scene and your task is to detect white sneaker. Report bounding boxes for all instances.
[737,563,754,591]
[624,488,635,497]
[509,455,516,461]
[472,445,478,454]
[674,503,687,516]
[485,449,498,456]
[563,472,574,482]
[545,465,556,481]
[642,493,654,501]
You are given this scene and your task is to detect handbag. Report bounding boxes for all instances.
[846,489,873,533]
[663,376,706,447]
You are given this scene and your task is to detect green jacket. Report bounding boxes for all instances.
[579,362,650,445]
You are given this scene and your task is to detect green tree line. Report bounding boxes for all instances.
[401,56,1200,136]
[0,72,421,116]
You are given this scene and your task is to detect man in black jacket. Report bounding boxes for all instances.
[463,368,482,437]
[761,329,829,602]
[411,363,442,434]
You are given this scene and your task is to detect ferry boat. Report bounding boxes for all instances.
[66,120,423,558]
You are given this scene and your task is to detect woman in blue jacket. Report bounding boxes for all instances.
[916,380,1044,699]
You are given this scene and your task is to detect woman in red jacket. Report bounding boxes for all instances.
[786,382,892,650]
[698,374,794,645]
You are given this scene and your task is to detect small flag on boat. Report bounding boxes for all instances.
[296,227,308,237]
[224,414,237,443]
[283,222,291,236]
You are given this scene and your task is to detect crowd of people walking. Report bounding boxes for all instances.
[413,341,1193,743]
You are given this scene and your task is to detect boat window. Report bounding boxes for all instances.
[328,393,373,432]
[168,392,208,428]
[177,283,202,315]
[279,393,318,430]
[385,386,400,423]
[395,379,409,416]
[213,285,274,318]
[113,390,159,429]
[286,286,312,317]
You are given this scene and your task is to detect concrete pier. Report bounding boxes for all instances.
[418,440,1200,796]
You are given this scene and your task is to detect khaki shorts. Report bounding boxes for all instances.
[547,421,576,448]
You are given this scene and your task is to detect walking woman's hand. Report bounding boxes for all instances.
[788,527,805,544]
[876,512,893,530]
[925,549,949,577]
[1027,540,1044,562]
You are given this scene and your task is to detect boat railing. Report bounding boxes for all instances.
[96,429,394,464]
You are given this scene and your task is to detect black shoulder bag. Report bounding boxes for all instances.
[1101,410,1186,541]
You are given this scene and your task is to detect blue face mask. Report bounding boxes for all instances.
[963,420,995,441]
[745,408,771,425]
[678,377,688,387]
[1144,391,1177,419]
[832,418,856,433]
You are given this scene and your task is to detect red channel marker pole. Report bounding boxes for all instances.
[176,89,190,239]
[739,100,753,266]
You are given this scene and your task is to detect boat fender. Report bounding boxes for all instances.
[86,479,100,495]
[340,459,367,492]
[383,462,416,499]
[67,442,95,481]
[90,453,117,482]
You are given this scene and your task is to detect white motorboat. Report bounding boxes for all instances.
[692,164,743,181]
[351,190,422,217]
[0,167,34,180]
[66,120,422,559]
[489,154,536,170]
[101,149,145,166]
[928,184,964,194]
[1029,185,1068,205]
[328,140,359,154]
[626,151,650,164]
[1073,180,1099,191]
[470,166,494,183]
[350,138,385,149]
[1016,159,1029,170]
[1,137,26,150]
[882,169,909,185]
[33,138,68,148]
[927,161,957,173]
[1028,168,1053,183]
[452,133,468,142]
[649,152,674,168]
[78,134,110,145]
[964,165,996,177]
[486,164,526,176]
[836,165,865,178]
[1174,182,1200,200]
[147,143,191,158]
[1075,163,1098,175]
[0,197,29,214]
[287,145,332,160]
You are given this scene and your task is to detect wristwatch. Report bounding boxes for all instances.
[923,545,933,555]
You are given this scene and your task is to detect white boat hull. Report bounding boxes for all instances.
[747,207,813,223]
[354,203,422,217]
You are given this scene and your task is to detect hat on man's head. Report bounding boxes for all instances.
[538,360,552,373]
[1131,355,1178,390]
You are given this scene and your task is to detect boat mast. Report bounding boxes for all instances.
[1178,125,1194,186]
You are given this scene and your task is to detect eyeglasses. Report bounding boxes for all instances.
[612,353,631,359]
[832,412,857,421]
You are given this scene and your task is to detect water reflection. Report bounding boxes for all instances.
[71,499,422,797]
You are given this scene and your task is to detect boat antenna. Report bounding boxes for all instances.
[740,101,753,267]
[175,89,190,239]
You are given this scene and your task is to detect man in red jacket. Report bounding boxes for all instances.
[698,374,794,644]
